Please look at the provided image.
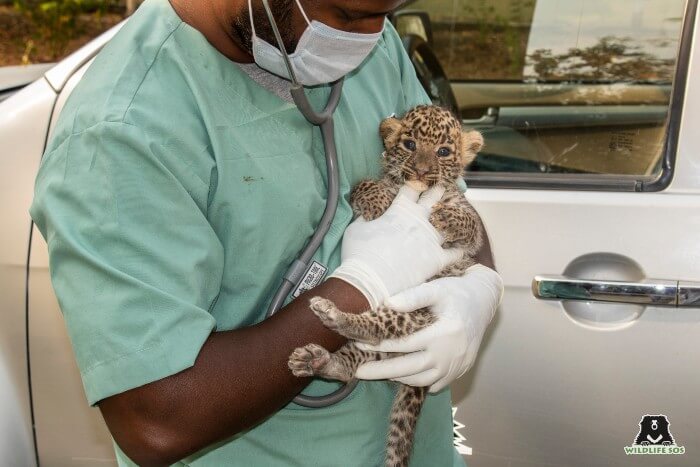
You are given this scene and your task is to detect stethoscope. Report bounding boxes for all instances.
[259,0,358,408]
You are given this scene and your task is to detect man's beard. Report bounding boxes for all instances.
[232,0,297,56]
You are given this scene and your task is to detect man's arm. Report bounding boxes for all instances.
[98,215,496,467]
[30,117,493,466]
[97,278,369,467]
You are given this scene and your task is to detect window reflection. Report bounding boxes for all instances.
[398,0,687,178]
[409,0,684,83]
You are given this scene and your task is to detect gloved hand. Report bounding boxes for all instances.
[329,185,464,309]
[354,264,503,393]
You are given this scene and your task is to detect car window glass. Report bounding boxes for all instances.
[398,0,687,179]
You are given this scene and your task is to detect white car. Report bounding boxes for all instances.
[2,1,698,466]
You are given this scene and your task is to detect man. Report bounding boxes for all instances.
[28,0,503,465]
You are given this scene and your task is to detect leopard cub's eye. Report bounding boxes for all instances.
[437,147,451,157]
[403,139,417,151]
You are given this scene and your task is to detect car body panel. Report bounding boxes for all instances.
[0,64,54,103]
[0,64,54,92]
[667,19,700,195]
[0,77,58,467]
[454,188,700,466]
[27,58,118,466]
[29,226,118,467]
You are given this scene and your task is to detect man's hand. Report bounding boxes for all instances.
[330,185,464,309]
[354,264,503,393]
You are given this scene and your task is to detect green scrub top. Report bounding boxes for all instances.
[29,0,468,465]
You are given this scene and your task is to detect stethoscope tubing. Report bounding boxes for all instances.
[260,0,358,408]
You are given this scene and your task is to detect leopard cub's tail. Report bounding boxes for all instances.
[385,384,427,467]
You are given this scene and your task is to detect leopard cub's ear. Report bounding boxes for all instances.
[379,116,403,150]
[460,129,484,166]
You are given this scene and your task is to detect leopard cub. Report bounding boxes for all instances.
[288,105,484,467]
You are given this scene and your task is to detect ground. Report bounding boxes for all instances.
[0,5,124,66]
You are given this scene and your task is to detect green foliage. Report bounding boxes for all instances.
[12,0,118,61]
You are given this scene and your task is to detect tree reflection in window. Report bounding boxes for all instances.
[527,36,676,83]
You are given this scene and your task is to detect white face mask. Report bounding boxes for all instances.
[248,0,384,86]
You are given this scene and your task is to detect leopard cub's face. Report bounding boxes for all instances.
[380,105,483,189]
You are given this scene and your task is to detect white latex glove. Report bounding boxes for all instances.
[354,264,503,393]
[329,185,463,309]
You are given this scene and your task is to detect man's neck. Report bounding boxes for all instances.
[168,0,254,63]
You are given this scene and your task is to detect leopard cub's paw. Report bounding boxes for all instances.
[288,343,331,377]
[350,181,390,221]
[429,203,454,241]
[358,204,385,221]
[309,296,341,330]
[351,196,385,221]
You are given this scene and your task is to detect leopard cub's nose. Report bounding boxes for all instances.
[415,166,431,176]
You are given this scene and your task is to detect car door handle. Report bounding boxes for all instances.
[532,275,700,307]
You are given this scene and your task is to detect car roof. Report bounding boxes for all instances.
[0,64,55,93]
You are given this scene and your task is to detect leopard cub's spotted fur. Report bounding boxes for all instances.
[288,105,484,467]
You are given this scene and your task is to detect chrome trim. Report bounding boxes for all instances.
[532,275,678,306]
[678,281,700,307]
[640,0,698,192]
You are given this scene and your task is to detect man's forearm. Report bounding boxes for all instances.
[97,278,369,467]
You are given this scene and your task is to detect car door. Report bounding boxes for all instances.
[0,75,57,467]
[399,1,700,466]
[26,26,123,467]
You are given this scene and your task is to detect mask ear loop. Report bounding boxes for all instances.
[261,0,300,85]
[248,0,257,37]
[294,0,312,27]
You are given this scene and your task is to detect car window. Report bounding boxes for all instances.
[395,0,689,188]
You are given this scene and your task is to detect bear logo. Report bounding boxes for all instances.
[633,415,675,446]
